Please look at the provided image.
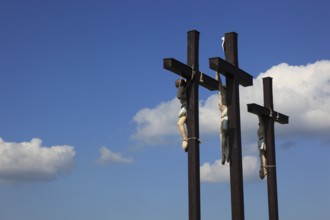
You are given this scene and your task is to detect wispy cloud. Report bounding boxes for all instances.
[200,156,259,183]
[97,146,133,165]
[0,138,75,184]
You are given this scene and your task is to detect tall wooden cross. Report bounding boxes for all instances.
[163,30,218,220]
[247,77,289,220]
[209,32,253,220]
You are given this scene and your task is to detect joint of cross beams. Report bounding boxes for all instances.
[163,58,219,91]
[209,57,253,87]
[247,103,289,124]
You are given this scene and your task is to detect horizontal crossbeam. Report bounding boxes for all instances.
[209,57,253,87]
[247,103,289,124]
[163,58,218,91]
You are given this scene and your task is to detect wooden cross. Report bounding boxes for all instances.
[247,77,289,220]
[209,32,253,220]
[163,30,218,220]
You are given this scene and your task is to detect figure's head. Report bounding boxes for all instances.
[175,79,186,88]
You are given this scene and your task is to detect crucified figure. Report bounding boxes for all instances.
[175,78,189,152]
[216,71,229,164]
[258,115,267,179]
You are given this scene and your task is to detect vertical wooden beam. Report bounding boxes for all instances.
[263,77,279,220]
[186,30,201,220]
[224,32,245,220]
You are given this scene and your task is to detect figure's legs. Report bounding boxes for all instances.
[220,132,230,164]
[225,132,229,163]
[259,150,267,179]
[259,141,266,151]
[178,116,188,151]
[220,128,226,165]
[220,118,229,164]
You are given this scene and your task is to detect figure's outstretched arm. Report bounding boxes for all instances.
[215,71,225,94]
[215,71,220,81]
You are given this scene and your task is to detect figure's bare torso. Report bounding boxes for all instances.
[218,89,227,118]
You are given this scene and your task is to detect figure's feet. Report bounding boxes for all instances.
[182,140,188,152]
[259,167,267,179]
[221,155,225,165]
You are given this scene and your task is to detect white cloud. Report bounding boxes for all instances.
[131,98,180,144]
[200,159,229,183]
[131,60,330,183]
[200,156,258,183]
[132,60,330,144]
[241,60,330,141]
[131,96,221,145]
[0,138,75,184]
[97,146,133,165]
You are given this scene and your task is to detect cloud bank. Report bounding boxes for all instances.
[241,60,330,141]
[133,60,330,144]
[0,138,75,184]
[132,60,330,182]
[97,146,133,165]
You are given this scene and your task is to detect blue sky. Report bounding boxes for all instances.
[0,0,329,220]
